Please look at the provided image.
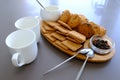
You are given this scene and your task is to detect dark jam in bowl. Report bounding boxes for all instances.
[93,39,110,49]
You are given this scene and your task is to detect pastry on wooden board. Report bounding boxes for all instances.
[62,40,82,51]
[89,21,106,36]
[77,23,94,39]
[51,32,66,41]
[67,14,81,28]
[58,10,71,23]
[79,14,89,23]
[57,20,72,30]
[67,31,86,43]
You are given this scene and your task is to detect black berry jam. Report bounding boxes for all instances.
[93,39,110,49]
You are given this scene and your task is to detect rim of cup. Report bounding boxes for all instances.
[15,16,39,30]
[5,30,36,49]
[44,5,59,11]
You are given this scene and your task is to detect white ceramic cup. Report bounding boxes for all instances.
[40,5,60,21]
[5,30,38,67]
[15,16,40,42]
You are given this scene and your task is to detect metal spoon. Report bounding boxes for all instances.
[75,50,94,80]
[43,49,91,75]
[36,0,45,9]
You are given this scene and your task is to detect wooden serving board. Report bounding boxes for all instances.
[40,25,115,63]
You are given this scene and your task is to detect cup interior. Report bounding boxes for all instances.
[6,30,36,49]
[15,16,39,29]
[45,6,59,11]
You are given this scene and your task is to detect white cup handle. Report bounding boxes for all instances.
[11,53,25,67]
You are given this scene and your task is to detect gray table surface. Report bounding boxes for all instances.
[1,0,120,80]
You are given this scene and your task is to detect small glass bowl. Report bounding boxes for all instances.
[90,35,115,54]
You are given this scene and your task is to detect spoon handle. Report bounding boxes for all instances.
[36,0,45,9]
[75,56,89,80]
[43,52,80,75]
